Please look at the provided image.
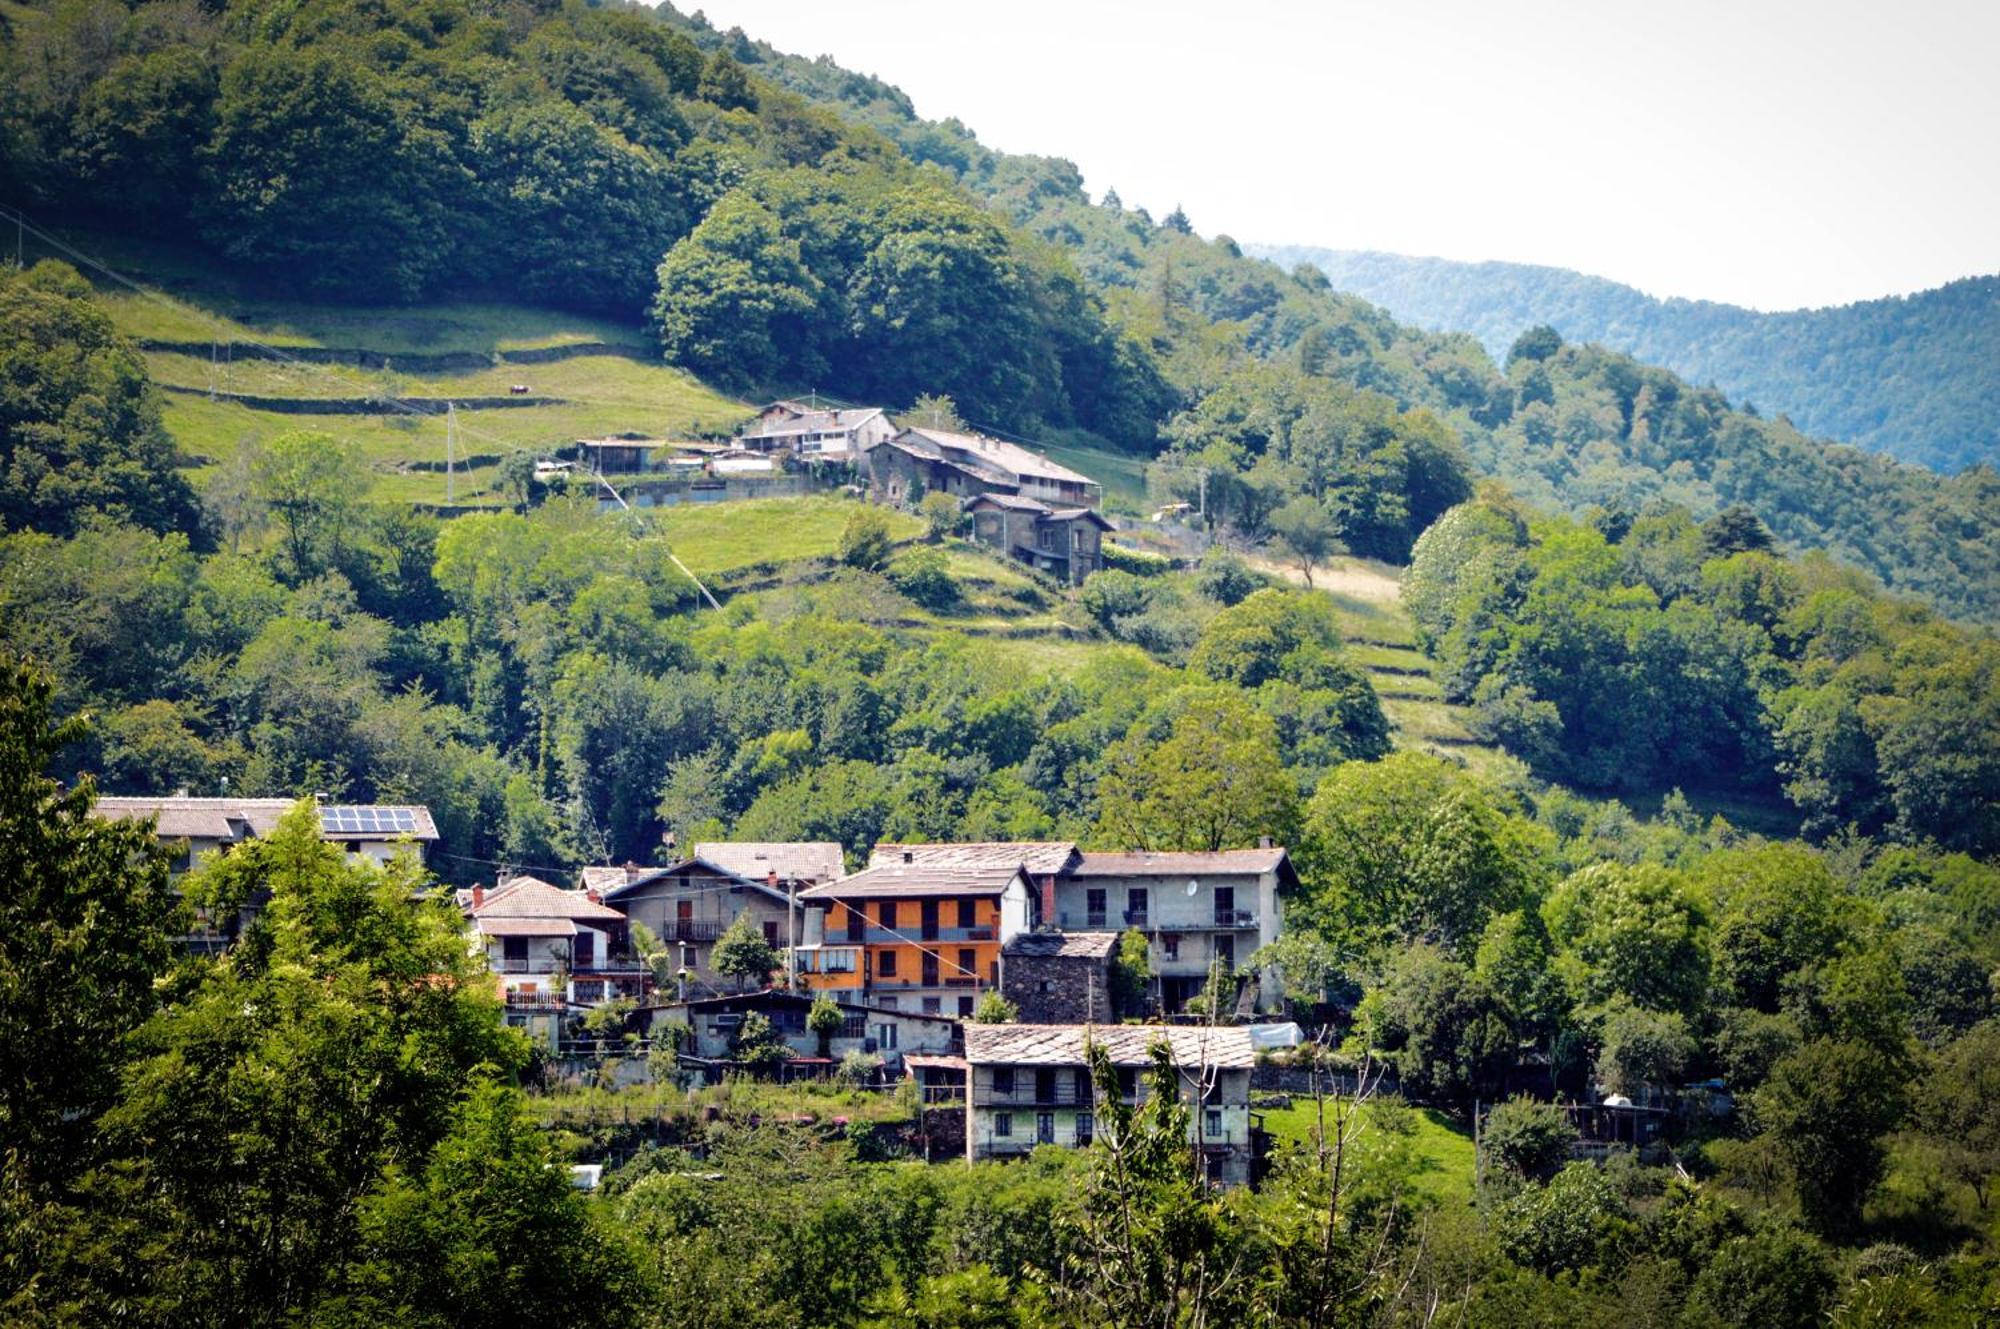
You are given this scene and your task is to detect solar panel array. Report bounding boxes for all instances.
[319,806,420,836]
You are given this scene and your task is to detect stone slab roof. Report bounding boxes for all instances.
[1069,848,1293,883]
[696,841,845,883]
[802,862,1032,900]
[963,1023,1256,1070]
[1003,931,1122,959]
[870,841,1079,874]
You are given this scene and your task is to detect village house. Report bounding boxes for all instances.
[1051,846,1295,1015]
[735,401,898,462]
[643,989,961,1075]
[465,876,645,1046]
[585,842,841,996]
[93,796,439,952]
[962,1023,1261,1185]
[1000,931,1121,1023]
[795,854,1038,1016]
[962,492,1113,585]
[868,427,1101,510]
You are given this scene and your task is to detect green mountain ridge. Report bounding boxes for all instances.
[1249,243,2000,475]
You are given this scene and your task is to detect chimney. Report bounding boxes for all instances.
[767,869,779,890]
[1259,835,1273,850]
[1040,874,1057,926]
[585,888,602,904]
[902,849,914,864]
[471,885,485,909]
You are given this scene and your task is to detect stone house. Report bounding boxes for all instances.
[962,492,1113,585]
[1000,931,1121,1023]
[867,427,1100,510]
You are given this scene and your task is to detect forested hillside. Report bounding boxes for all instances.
[3,0,1996,619]
[652,11,2000,622]
[1252,244,2000,474]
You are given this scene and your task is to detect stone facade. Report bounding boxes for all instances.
[1001,931,1120,1022]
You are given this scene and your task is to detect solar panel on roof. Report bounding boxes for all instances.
[319,806,418,836]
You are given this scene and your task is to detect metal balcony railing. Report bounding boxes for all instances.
[1123,909,1149,927]
[657,919,723,943]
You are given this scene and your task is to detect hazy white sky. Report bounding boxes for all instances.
[687,0,2000,311]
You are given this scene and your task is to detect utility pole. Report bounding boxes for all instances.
[209,341,218,400]
[445,403,457,504]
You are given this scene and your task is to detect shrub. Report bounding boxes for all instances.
[1481,1095,1577,1184]
[1100,541,1174,575]
[838,508,895,570]
[890,547,958,610]
[972,991,1020,1023]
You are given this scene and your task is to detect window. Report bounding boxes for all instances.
[922,996,941,1015]
[1213,886,1235,925]
[921,900,940,940]
[1035,1068,1056,1102]
[957,947,975,980]
[877,995,898,1011]
[873,1023,899,1050]
[762,921,780,947]
[957,995,974,1016]
[994,1067,1015,1096]
[1037,525,1056,550]
[957,898,977,929]
[1206,1109,1224,1137]
[1161,934,1180,961]
[1126,888,1148,926]
[879,950,898,978]
[1076,1111,1095,1145]
[878,900,897,930]
[1037,1112,1055,1144]
[1075,1068,1092,1102]
[922,952,940,986]
[1216,936,1235,970]
[994,1112,1013,1138]
[1085,888,1107,927]
[846,906,865,942]
[502,936,528,964]
[572,930,595,967]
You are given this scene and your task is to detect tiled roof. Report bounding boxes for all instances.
[1069,849,1292,880]
[1046,507,1116,529]
[1003,931,1122,959]
[475,876,626,922]
[577,865,653,894]
[741,407,885,439]
[696,841,844,883]
[801,862,1031,900]
[475,916,577,938]
[963,1023,1256,1070]
[870,841,1079,874]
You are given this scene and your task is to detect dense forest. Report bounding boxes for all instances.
[1255,244,2000,475]
[3,0,1998,620]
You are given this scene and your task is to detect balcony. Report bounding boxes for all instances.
[656,919,723,943]
[1211,909,1256,929]
[504,992,565,1011]
[574,954,651,975]
[980,1085,1094,1107]
[1122,909,1149,927]
[498,958,560,974]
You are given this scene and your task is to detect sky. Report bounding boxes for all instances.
[686,0,2000,311]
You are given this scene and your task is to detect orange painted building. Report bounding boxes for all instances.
[795,859,1038,1017]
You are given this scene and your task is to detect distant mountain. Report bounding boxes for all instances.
[1248,245,2000,474]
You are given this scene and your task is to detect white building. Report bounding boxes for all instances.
[735,402,897,462]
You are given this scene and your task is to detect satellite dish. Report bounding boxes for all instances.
[1186,878,1199,897]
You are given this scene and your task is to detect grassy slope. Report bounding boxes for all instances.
[28,226,747,503]
[1260,1099,1476,1204]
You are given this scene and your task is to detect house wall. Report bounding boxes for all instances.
[965,1063,1254,1182]
[797,894,1012,1015]
[611,875,797,989]
[657,1000,957,1069]
[1001,952,1114,1023]
[1052,871,1282,1012]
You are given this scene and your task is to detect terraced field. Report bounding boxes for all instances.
[27,227,749,505]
